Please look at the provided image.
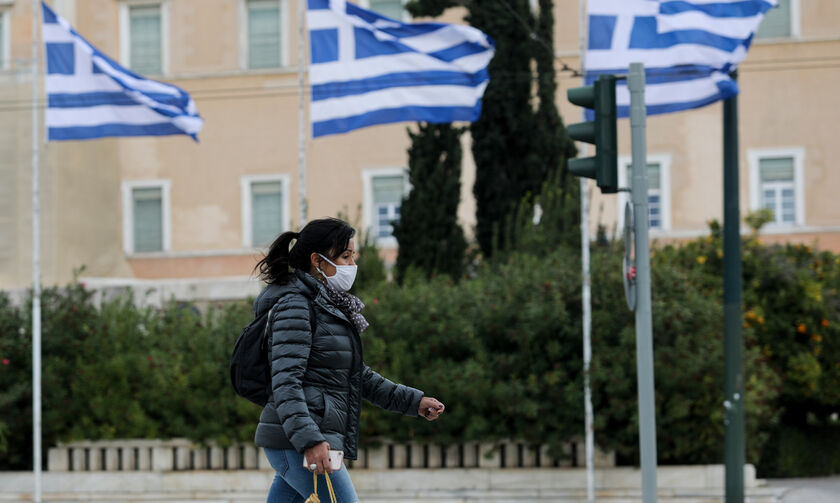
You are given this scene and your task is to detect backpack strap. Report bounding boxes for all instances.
[263,297,318,349]
[262,302,280,349]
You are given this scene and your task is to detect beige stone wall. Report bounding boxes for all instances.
[1,0,838,289]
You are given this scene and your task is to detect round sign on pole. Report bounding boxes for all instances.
[623,202,637,311]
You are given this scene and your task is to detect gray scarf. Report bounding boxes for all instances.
[322,284,369,334]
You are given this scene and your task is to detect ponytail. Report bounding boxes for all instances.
[254,231,298,284]
[254,218,354,285]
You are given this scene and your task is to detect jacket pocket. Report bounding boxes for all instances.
[303,387,326,423]
[321,391,350,434]
[322,392,334,430]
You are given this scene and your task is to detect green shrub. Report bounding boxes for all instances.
[0,287,261,470]
[590,244,780,465]
[359,243,781,466]
[758,424,840,477]
[1,229,838,476]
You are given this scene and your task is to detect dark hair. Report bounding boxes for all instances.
[255,217,355,284]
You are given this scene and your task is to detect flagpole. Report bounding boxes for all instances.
[30,1,43,502]
[297,0,307,225]
[578,0,595,500]
[722,71,745,503]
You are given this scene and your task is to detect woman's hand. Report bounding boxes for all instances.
[418,397,445,421]
[304,441,333,474]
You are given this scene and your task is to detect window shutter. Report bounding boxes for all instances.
[0,16,4,68]
[251,181,284,247]
[646,163,661,190]
[130,4,162,75]
[248,0,282,69]
[756,0,791,39]
[759,157,794,182]
[369,0,403,20]
[132,187,163,252]
[623,163,660,189]
[372,175,405,205]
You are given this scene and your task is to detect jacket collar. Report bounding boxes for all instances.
[294,269,353,326]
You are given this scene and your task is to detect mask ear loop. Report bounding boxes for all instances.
[315,265,329,281]
[316,254,337,281]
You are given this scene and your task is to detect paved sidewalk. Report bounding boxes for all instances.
[767,477,840,503]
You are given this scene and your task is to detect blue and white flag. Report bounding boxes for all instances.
[306,0,494,137]
[584,0,775,117]
[42,2,203,141]
[657,0,776,41]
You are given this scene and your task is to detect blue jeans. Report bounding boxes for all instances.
[264,448,359,503]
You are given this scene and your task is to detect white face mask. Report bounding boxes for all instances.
[317,254,357,292]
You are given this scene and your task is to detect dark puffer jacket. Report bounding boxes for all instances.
[254,269,423,460]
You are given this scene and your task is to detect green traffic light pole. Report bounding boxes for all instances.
[723,71,745,503]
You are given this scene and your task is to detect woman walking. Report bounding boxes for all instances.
[253,217,444,502]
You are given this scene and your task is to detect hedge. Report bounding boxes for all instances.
[1,229,838,475]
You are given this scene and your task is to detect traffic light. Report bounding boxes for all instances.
[566,74,618,194]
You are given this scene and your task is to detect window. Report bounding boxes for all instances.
[247,0,285,69]
[121,2,167,75]
[241,175,290,248]
[756,0,795,39]
[760,159,795,224]
[365,0,405,21]
[749,148,805,227]
[617,155,671,232]
[373,175,404,238]
[363,169,408,245]
[122,180,170,254]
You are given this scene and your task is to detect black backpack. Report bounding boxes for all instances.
[230,299,316,406]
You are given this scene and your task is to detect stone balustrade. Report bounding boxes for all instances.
[46,439,616,472]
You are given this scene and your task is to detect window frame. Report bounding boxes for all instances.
[748,147,805,228]
[362,167,410,248]
[616,153,672,234]
[755,0,801,41]
[121,179,171,255]
[359,0,410,22]
[239,0,290,71]
[119,0,170,75]
[240,174,291,248]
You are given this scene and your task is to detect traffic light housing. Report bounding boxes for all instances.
[566,75,618,194]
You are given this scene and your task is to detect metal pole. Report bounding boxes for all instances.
[580,178,595,502]
[30,1,42,502]
[629,62,657,503]
[577,0,595,499]
[723,71,745,503]
[297,0,307,225]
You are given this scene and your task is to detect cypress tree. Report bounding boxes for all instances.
[532,0,579,245]
[406,0,579,257]
[467,0,541,256]
[392,123,467,281]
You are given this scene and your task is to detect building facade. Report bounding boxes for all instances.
[0,0,837,291]
[576,0,840,249]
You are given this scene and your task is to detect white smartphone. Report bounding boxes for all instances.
[303,449,344,471]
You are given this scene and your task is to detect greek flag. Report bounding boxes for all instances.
[585,0,776,117]
[306,0,495,137]
[42,2,203,141]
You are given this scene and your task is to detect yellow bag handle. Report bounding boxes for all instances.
[305,472,338,503]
